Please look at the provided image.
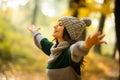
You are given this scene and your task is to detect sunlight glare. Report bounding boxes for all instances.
[41,2,56,17]
[0,0,1,5]
[92,19,99,27]
[95,0,104,4]
[7,0,27,9]
[105,20,113,27]
[40,0,68,17]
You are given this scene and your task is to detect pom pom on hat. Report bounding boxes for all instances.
[80,18,91,26]
[58,16,91,41]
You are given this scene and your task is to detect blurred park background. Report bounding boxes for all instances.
[0,0,119,80]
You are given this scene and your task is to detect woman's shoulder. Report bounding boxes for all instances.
[70,41,85,49]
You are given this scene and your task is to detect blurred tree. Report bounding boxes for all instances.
[112,42,117,58]
[0,17,12,61]
[114,0,120,55]
[69,0,87,40]
[32,0,39,24]
[94,14,106,54]
[94,0,110,54]
[69,0,79,17]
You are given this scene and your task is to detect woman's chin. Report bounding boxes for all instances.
[52,34,56,37]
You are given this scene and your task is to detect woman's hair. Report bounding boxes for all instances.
[63,28,76,45]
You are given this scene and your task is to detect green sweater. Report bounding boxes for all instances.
[33,32,89,80]
[41,38,81,74]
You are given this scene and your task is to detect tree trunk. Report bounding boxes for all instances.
[112,42,117,58]
[115,0,120,53]
[32,0,39,24]
[94,14,106,54]
[114,0,120,62]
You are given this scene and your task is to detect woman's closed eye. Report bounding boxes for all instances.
[59,23,63,26]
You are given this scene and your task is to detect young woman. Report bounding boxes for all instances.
[27,16,107,80]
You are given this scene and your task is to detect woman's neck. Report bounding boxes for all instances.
[57,38,64,43]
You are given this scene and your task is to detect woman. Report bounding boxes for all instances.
[27,16,107,80]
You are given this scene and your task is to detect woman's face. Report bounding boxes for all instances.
[52,21,64,40]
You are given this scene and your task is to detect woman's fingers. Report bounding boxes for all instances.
[98,40,107,44]
[98,34,105,40]
[32,24,35,28]
[27,26,32,31]
[92,32,105,40]
[92,32,101,38]
[95,32,107,45]
[27,24,40,33]
[85,32,107,49]
[91,32,107,44]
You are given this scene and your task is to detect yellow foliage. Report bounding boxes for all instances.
[78,8,90,18]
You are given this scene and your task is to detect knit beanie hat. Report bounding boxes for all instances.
[58,16,91,41]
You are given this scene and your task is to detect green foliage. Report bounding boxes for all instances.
[0,16,12,60]
[0,15,44,73]
[0,16,34,62]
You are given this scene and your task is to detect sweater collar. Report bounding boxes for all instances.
[48,41,70,64]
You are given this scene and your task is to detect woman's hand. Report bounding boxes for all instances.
[84,32,107,49]
[27,24,40,33]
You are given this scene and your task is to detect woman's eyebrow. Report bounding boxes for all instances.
[59,22,63,25]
